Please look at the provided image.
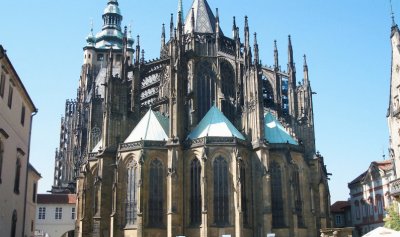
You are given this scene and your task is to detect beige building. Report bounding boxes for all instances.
[26,164,41,237]
[53,1,332,236]
[0,44,38,237]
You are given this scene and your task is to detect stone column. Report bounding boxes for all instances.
[201,151,208,237]
[167,143,182,237]
[136,152,144,237]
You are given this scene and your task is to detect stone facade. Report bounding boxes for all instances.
[0,44,38,237]
[53,1,332,236]
[388,16,400,213]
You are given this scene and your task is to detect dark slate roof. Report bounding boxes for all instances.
[184,0,222,34]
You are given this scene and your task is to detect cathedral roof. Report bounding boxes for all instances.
[187,106,245,140]
[124,109,169,143]
[184,0,221,34]
[264,112,298,145]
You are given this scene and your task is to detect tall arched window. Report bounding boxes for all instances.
[292,165,304,227]
[149,159,163,227]
[0,140,3,183]
[377,195,384,215]
[361,200,368,219]
[196,61,215,120]
[213,156,229,226]
[11,210,17,237]
[126,161,138,226]
[220,61,235,122]
[271,161,284,227]
[190,158,201,225]
[355,200,360,219]
[14,159,21,194]
[240,162,248,225]
[262,76,274,108]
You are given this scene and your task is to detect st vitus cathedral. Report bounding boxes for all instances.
[53,0,331,236]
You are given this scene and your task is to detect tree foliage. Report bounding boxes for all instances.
[384,203,400,231]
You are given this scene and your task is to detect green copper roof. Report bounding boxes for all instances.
[124,109,169,142]
[264,112,298,145]
[187,106,245,140]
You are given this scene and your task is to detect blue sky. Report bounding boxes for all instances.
[0,0,396,203]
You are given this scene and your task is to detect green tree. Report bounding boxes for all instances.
[384,204,400,231]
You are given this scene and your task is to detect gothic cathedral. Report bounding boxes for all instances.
[53,0,331,236]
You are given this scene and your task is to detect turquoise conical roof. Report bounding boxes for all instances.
[187,106,245,140]
[264,112,298,145]
[124,109,169,142]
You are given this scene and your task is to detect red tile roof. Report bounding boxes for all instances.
[37,194,76,204]
[348,160,393,186]
[331,201,350,213]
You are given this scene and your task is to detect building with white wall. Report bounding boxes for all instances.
[35,194,76,237]
[0,44,38,237]
[348,160,395,236]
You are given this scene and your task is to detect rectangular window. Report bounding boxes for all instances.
[38,207,46,220]
[21,105,25,126]
[31,220,34,231]
[97,54,104,61]
[55,207,62,220]
[0,72,5,98]
[71,207,76,220]
[7,85,13,108]
[335,215,341,225]
[32,183,37,203]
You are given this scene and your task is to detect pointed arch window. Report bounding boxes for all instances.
[240,161,248,225]
[14,158,21,194]
[11,210,17,237]
[292,165,304,227]
[126,161,138,226]
[0,140,3,183]
[220,61,235,122]
[196,62,215,120]
[149,159,163,227]
[213,156,229,226]
[190,158,201,225]
[271,161,285,227]
[355,200,360,219]
[262,76,274,108]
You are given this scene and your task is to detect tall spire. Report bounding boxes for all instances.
[178,0,184,23]
[244,16,250,48]
[303,54,309,85]
[288,35,294,67]
[254,32,259,64]
[170,13,174,39]
[161,23,166,48]
[274,40,279,70]
[391,0,397,27]
[232,16,237,38]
